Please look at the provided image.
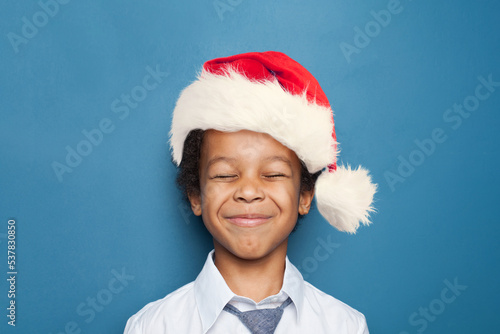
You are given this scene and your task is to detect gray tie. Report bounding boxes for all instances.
[223,297,292,334]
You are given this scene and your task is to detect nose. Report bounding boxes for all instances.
[233,175,265,203]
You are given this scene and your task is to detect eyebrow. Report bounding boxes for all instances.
[263,155,293,168]
[206,156,237,168]
[206,155,292,168]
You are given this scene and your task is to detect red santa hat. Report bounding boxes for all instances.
[169,51,376,233]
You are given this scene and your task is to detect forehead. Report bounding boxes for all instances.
[200,129,300,167]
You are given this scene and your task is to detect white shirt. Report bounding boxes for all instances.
[124,250,369,334]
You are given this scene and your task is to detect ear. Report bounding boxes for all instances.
[298,189,315,215]
[187,192,202,216]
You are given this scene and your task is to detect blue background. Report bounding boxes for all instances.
[1,0,499,333]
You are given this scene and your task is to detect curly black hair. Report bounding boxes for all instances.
[175,129,321,224]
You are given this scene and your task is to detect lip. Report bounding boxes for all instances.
[225,214,272,227]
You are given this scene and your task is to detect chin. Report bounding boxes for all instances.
[233,250,269,261]
[230,242,283,261]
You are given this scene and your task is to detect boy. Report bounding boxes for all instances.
[124,51,376,333]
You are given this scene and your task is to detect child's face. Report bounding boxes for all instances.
[188,129,314,261]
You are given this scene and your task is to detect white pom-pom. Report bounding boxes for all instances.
[315,165,377,233]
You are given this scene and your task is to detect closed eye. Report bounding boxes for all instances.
[265,174,286,178]
[213,175,237,179]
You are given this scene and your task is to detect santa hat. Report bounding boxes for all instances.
[169,51,376,233]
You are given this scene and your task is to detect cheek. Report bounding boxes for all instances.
[269,183,301,208]
[202,182,227,196]
[200,182,230,210]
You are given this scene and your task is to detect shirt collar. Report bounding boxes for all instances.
[194,250,235,333]
[282,255,305,322]
[194,250,306,333]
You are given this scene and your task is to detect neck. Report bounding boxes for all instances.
[213,240,288,303]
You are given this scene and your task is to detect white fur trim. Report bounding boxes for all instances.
[315,165,377,233]
[169,69,336,173]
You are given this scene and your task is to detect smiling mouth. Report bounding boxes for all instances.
[225,214,272,227]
